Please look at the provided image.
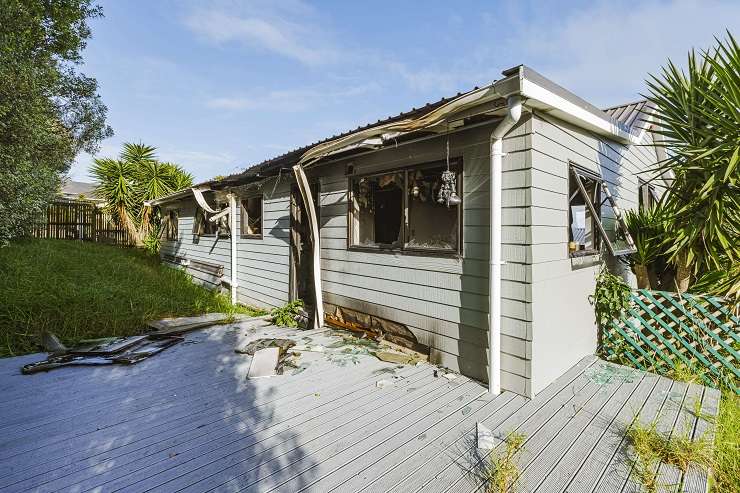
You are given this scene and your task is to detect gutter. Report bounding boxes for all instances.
[488,94,522,395]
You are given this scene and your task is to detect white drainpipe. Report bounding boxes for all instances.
[488,95,522,395]
[228,193,238,305]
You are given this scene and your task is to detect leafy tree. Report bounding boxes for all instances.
[91,142,193,246]
[645,31,739,299]
[0,0,113,245]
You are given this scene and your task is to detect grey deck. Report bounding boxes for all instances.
[0,322,718,493]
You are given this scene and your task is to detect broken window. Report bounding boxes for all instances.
[638,179,658,210]
[193,203,229,237]
[349,160,461,253]
[166,210,178,241]
[568,164,636,257]
[240,195,263,238]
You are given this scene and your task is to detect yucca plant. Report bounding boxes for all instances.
[91,143,193,247]
[623,207,665,289]
[644,31,740,298]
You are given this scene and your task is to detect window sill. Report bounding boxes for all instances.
[569,249,600,259]
[347,245,461,259]
[240,234,263,240]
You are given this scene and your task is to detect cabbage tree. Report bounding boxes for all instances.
[645,31,739,299]
[91,142,193,245]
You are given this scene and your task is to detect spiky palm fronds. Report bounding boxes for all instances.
[645,31,740,296]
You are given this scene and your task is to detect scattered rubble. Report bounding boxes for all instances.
[477,422,495,450]
[247,347,280,379]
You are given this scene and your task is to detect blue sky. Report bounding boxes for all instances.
[70,0,740,183]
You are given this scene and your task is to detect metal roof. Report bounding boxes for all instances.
[603,100,654,129]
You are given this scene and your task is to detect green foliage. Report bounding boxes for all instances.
[91,142,194,245]
[485,432,526,493]
[142,226,161,255]
[623,207,665,268]
[589,266,632,328]
[0,239,258,356]
[0,0,112,245]
[645,31,740,298]
[271,300,305,327]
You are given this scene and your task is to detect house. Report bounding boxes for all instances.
[150,65,668,398]
[59,180,105,203]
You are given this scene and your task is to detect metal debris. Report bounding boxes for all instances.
[22,335,182,374]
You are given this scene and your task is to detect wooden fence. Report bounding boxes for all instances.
[603,289,739,393]
[31,200,134,246]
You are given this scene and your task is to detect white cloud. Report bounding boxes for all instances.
[513,0,740,106]
[184,8,337,66]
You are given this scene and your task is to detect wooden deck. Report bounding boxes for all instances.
[0,322,719,493]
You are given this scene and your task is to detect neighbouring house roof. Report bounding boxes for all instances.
[60,180,103,201]
[603,100,654,129]
[150,65,656,206]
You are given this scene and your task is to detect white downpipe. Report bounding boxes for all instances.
[292,164,324,329]
[488,95,522,395]
[228,193,238,305]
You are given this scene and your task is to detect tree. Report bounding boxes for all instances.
[91,142,193,246]
[0,0,113,245]
[645,31,740,299]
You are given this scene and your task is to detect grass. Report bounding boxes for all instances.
[0,239,261,357]
[712,391,739,492]
[485,432,526,493]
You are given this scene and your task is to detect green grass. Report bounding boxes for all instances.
[0,239,261,357]
[712,391,739,493]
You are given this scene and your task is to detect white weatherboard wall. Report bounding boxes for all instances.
[234,181,292,310]
[308,116,534,395]
[160,199,232,290]
[528,111,659,395]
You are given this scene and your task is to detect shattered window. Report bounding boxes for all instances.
[240,196,262,238]
[349,160,462,254]
[193,204,228,237]
[351,172,404,248]
[166,210,178,240]
[406,163,460,251]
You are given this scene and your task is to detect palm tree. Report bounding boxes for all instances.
[645,31,739,298]
[91,142,193,246]
[623,207,665,289]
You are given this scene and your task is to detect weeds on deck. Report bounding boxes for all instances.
[485,432,526,493]
[0,239,261,356]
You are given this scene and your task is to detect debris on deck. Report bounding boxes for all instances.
[247,347,280,379]
[147,313,271,335]
[21,334,182,374]
[476,422,495,450]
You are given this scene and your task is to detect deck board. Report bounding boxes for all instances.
[0,321,718,493]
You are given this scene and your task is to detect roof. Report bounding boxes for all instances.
[60,180,100,199]
[603,100,654,128]
[218,89,479,186]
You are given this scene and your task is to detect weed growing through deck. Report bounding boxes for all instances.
[0,239,261,356]
[270,299,304,327]
[485,432,526,493]
[627,416,713,493]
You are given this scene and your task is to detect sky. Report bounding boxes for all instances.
[70,0,740,183]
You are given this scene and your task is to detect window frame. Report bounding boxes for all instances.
[638,178,659,210]
[568,163,636,258]
[193,203,229,237]
[166,209,179,241]
[240,194,264,240]
[347,158,463,257]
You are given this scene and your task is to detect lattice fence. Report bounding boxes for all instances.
[603,289,739,393]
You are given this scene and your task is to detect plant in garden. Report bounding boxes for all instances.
[0,1,112,245]
[485,432,526,493]
[91,142,193,248]
[623,207,666,289]
[589,266,633,329]
[645,31,739,299]
[270,300,305,327]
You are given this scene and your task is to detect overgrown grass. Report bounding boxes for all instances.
[712,391,739,492]
[0,239,260,356]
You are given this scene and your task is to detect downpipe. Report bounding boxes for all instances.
[488,95,522,394]
[228,193,238,305]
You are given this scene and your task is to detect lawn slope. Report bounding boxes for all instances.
[0,239,259,356]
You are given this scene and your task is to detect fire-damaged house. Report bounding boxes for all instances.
[149,65,668,397]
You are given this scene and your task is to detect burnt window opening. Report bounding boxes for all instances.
[349,160,462,254]
[193,203,229,237]
[166,210,178,241]
[240,195,263,238]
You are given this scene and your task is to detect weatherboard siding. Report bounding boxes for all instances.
[310,117,534,393]
[160,200,231,291]
[235,181,291,309]
[527,111,659,395]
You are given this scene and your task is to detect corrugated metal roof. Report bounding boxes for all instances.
[603,100,654,129]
